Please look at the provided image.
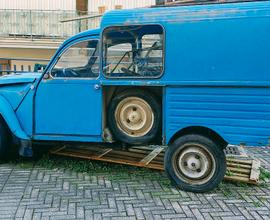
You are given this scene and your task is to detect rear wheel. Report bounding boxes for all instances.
[108,89,161,145]
[165,134,226,192]
[0,120,10,160]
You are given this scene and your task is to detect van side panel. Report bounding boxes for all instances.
[164,15,270,83]
[165,86,270,146]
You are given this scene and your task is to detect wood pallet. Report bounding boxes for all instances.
[50,145,260,185]
[225,157,260,184]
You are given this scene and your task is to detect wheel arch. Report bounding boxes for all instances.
[0,95,29,140]
[168,126,228,149]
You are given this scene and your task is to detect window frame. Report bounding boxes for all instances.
[48,38,100,80]
[101,24,165,79]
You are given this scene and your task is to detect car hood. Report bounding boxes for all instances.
[0,72,42,86]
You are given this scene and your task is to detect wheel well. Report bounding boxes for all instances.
[104,86,162,116]
[103,86,163,144]
[0,115,8,130]
[0,114,12,138]
[169,126,228,149]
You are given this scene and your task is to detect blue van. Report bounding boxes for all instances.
[0,0,269,192]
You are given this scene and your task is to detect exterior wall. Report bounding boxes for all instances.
[0,0,75,10]
[0,0,155,11]
[88,0,156,12]
[0,48,56,72]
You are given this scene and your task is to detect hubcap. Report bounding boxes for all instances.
[173,144,216,185]
[115,97,154,137]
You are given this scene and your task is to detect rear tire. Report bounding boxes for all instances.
[108,89,161,145]
[164,134,226,193]
[0,120,10,160]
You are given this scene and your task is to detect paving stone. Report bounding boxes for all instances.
[0,146,269,219]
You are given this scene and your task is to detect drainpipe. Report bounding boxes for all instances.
[76,0,88,32]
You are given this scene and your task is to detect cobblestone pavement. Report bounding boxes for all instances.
[0,147,269,220]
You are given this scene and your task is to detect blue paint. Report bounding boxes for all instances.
[35,79,102,139]
[165,87,270,146]
[0,72,41,85]
[0,0,269,147]
[0,83,32,110]
[15,88,35,136]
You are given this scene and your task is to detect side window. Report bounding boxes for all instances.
[103,25,164,78]
[140,34,163,76]
[51,40,99,78]
[105,43,132,74]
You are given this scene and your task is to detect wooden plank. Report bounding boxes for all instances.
[250,160,261,181]
[50,145,260,185]
[226,162,251,169]
[129,148,165,157]
[139,146,165,165]
[53,150,164,170]
[226,158,253,165]
[50,146,67,154]
[226,172,249,178]
[227,167,250,175]
[224,175,257,184]
[97,148,113,158]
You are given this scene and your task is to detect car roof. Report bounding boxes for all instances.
[100,0,270,28]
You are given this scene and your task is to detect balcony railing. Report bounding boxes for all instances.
[0,58,49,76]
[0,10,101,39]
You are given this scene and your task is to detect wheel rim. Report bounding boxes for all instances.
[115,97,154,137]
[172,143,216,185]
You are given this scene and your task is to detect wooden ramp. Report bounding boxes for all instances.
[50,145,260,185]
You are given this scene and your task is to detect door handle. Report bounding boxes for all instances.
[94,84,100,90]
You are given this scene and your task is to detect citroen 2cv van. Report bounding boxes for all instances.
[0,0,269,192]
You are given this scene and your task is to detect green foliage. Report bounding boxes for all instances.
[35,154,171,187]
[259,167,270,182]
[225,170,234,176]
[253,201,262,207]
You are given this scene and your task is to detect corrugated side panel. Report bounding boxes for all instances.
[165,86,270,146]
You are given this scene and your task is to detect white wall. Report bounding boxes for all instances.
[0,0,76,10]
[88,0,156,12]
[0,0,155,11]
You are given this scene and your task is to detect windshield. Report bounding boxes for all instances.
[51,39,99,78]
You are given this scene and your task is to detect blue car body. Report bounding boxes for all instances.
[0,0,270,149]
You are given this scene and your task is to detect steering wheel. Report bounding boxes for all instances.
[120,67,142,76]
[62,68,79,77]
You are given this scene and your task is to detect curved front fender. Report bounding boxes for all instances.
[0,95,30,140]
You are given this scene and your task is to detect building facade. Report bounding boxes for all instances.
[0,0,159,74]
[0,0,157,12]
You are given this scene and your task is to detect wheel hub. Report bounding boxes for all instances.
[127,110,140,123]
[173,144,216,184]
[115,97,154,137]
[185,156,201,171]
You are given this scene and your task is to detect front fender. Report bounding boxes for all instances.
[0,95,29,140]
